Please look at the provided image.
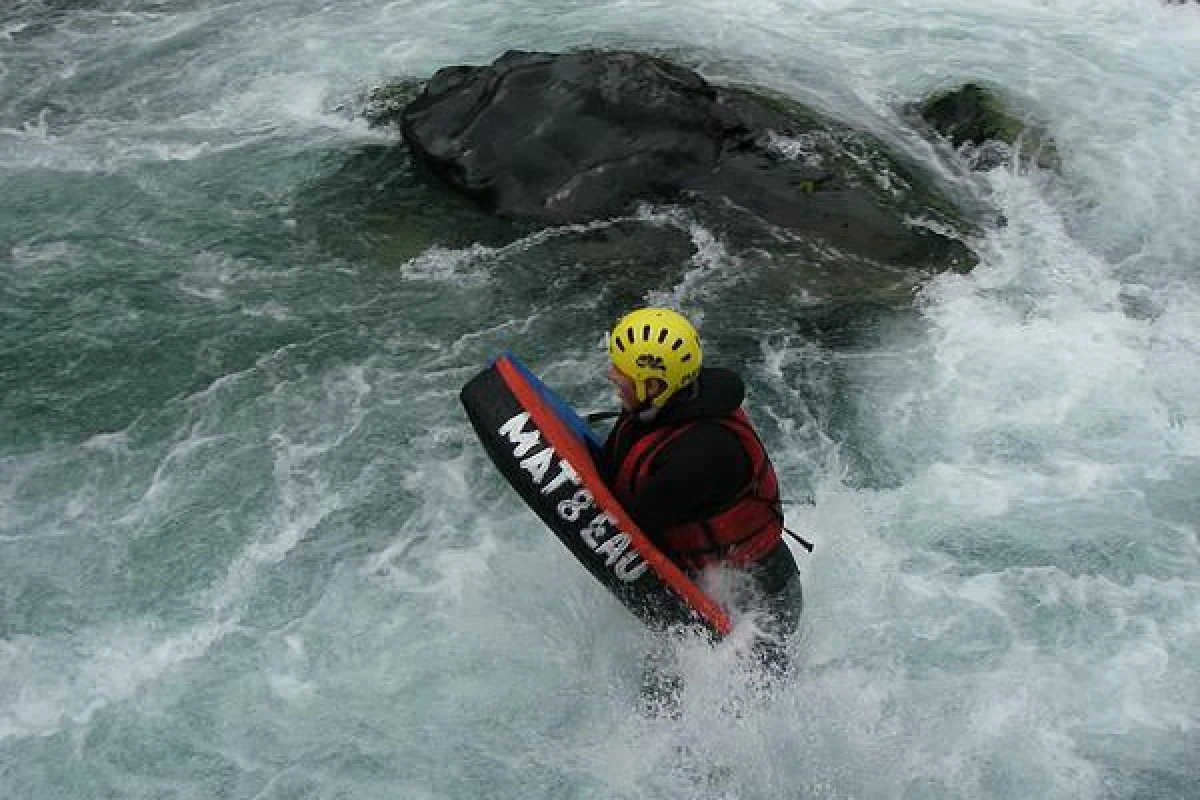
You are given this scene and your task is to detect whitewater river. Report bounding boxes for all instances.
[3,1,1199,798]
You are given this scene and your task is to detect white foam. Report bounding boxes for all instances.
[0,617,232,740]
[637,205,738,319]
[401,244,496,285]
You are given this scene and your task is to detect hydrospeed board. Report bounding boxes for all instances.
[460,353,733,638]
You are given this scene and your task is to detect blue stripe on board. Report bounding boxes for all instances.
[495,352,602,450]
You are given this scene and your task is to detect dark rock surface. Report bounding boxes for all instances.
[385,50,975,270]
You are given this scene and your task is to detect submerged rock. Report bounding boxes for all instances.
[917,83,1059,171]
[386,50,975,271]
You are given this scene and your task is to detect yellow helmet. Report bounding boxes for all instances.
[607,307,703,408]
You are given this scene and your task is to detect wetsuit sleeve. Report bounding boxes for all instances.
[623,422,752,543]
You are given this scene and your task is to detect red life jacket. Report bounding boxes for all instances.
[612,409,783,570]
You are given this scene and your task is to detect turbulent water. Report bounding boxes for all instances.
[3,1,1200,798]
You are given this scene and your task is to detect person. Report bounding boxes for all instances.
[598,307,803,702]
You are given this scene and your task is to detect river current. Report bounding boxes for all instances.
[3,1,1199,798]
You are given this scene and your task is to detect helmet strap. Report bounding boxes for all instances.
[635,404,660,422]
[640,377,670,406]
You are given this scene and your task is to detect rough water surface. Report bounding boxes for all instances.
[2,1,1199,799]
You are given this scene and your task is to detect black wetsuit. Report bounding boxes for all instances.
[600,367,802,657]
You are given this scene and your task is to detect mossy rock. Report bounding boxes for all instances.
[919,83,1059,171]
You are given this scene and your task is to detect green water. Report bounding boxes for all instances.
[4,1,1200,798]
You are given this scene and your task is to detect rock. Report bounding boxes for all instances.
[400,50,720,220]
[917,83,1059,171]
[361,80,423,128]
[390,50,974,270]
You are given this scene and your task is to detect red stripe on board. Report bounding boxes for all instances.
[496,356,733,636]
